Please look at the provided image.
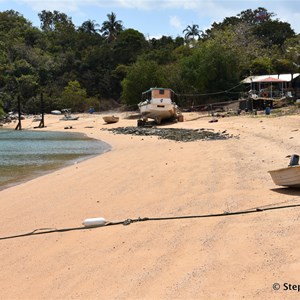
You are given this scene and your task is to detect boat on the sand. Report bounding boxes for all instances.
[138,88,179,125]
[60,109,79,121]
[268,155,300,187]
[103,115,119,124]
[51,110,62,115]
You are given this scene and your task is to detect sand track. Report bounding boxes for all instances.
[0,113,300,299]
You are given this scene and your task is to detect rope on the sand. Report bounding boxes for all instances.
[1,202,300,241]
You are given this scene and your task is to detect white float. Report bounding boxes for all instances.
[82,217,107,227]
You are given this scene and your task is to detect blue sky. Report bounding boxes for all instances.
[1,0,299,38]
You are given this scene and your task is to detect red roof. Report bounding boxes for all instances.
[253,76,288,83]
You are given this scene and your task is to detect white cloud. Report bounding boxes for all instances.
[6,0,300,34]
[12,0,153,13]
[111,0,152,9]
[169,15,182,30]
[272,4,300,34]
[161,0,199,9]
[12,0,300,14]
[13,0,245,12]
[16,0,82,12]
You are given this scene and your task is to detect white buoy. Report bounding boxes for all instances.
[82,217,106,227]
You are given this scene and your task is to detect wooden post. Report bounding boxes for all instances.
[38,93,45,128]
[15,96,22,130]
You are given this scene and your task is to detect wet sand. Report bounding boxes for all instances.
[0,112,300,299]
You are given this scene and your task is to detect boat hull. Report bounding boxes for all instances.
[138,102,177,123]
[51,110,62,115]
[60,116,79,121]
[268,165,300,187]
[103,116,119,124]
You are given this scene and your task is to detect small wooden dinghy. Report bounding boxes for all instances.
[103,115,119,124]
[268,155,300,187]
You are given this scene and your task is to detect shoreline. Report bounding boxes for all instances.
[0,150,111,192]
[0,127,111,191]
[1,112,300,299]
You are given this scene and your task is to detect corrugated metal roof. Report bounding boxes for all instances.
[242,73,300,83]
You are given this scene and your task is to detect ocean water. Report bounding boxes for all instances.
[0,129,111,190]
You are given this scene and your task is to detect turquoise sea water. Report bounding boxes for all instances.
[0,129,111,190]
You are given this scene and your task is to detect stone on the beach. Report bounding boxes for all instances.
[102,126,235,142]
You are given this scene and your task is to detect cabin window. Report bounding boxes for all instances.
[159,89,164,95]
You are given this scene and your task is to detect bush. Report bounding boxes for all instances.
[0,100,4,116]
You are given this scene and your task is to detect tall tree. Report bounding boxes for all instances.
[100,12,123,42]
[78,20,99,34]
[253,20,295,48]
[283,35,300,71]
[114,29,147,64]
[183,24,201,41]
[204,7,274,39]
[121,58,162,105]
[0,10,46,113]
[180,40,240,95]
[61,80,87,111]
[206,23,264,77]
[38,10,74,32]
[0,100,4,116]
[238,7,274,25]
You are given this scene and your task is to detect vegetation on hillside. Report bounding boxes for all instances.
[0,7,299,114]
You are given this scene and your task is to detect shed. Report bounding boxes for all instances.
[242,73,300,99]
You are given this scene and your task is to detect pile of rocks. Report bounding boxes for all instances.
[103,126,235,142]
[0,113,24,125]
[0,115,14,125]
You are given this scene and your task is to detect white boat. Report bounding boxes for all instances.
[138,88,179,124]
[60,115,79,121]
[60,109,79,121]
[51,110,62,115]
[268,155,300,187]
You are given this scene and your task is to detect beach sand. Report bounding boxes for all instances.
[1,112,300,299]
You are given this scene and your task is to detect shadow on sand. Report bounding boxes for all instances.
[271,187,300,196]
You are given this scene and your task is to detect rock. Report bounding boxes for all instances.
[102,127,236,142]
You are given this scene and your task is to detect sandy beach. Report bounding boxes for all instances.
[1,111,300,299]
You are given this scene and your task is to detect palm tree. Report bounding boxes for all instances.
[78,20,99,34]
[100,12,123,41]
[183,24,201,41]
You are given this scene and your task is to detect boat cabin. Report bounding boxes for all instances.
[142,88,176,102]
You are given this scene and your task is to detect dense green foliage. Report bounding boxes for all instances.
[0,7,299,113]
[0,100,4,116]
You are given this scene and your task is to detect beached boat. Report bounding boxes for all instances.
[138,88,179,124]
[60,115,79,121]
[60,109,79,121]
[268,155,300,187]
[103,115,119,124]
[51,110,62,115]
